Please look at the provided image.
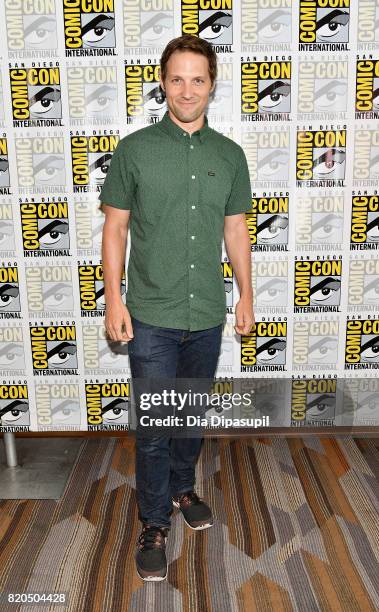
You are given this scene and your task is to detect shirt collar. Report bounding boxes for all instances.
[158,110,210,143]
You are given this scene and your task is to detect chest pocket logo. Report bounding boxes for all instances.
[208,170,216,176]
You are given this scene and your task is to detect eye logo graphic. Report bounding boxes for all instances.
[10,67,62,127]
[82,323,129,374]
[25,264,74,316]
[71,134,119,191]
[291,379,337,425]
[125,64,165,122]
[345,318,379,369]
[241,3,291,48]
[85,382,130,430]
[241,61,291,120]
[63,0,116,56]
[0,385,29,430]
[0,327,25,374]
[20,201,70,256]
[296,129,346,186]
[5,2,58,54]
[181,0,233,51]
[294,259,342,312]
[30,324,78,375]
[299,0,350,50]
[350,194,379,250]
[297,60,348,116]
[241,321,287,371]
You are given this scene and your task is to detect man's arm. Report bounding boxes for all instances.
[224,213,255,335]
[101,203,134,342]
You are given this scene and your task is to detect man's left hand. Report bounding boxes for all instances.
[234,297,255,335]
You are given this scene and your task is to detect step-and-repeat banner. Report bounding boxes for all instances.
[0,0,378,433]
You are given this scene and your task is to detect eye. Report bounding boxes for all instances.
[1,400,28,423]
[310,277,341,302]
[316,10,349,40]
[86,85,117,113]
[0,284,19,308]
[363,278,379,303]
[24,17,57,48]
[308,338,337,362]
[82,15,115,45]
[257,279,287,304]
[34,157,65,183]
[96,289,106,308]
[311,214,343,242]
[306,394,335,417]
[259,151,289,178]
[314,80,347,110]
[257,215,288,241]
[0,222,14,247]
[141,13,173,43]
[90,154,112,184]
[143,86,166,114]
[367,217,379,241]
[259,10,291,41]
[0,343,24,366]
[199,11,232,40]
[53,401,79,422]
[257,339,286,362]
[43,283,72,308]
[369,154,379,179]
[258,81,290,111]
[313,149,345,176]
[102,399,128,421]
[29,87,61,115]
[361,338,379,360]
[47,342,77,367]
[39,221,69,247]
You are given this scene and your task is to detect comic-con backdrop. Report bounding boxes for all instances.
[0,0,378,433]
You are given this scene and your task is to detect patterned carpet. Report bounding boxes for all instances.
[0,436,378,612]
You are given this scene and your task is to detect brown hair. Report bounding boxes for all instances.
[160,35,217,86]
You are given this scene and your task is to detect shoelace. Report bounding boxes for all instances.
[138,526,167,549]
[177,491,201,507]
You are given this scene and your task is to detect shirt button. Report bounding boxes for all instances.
[190,294,194,298]
[191,175,196,179]
[183,132,187,136]
[190,264,194,269]
[191,235,195,240]
[190,145,194,149]
[191,205,196,210]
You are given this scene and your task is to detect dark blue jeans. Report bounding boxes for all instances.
[128,316,223,529]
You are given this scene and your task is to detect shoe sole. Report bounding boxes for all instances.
[172,500,214,530]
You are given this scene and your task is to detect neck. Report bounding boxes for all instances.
[167,109,205,135]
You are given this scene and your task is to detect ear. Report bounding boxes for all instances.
[160,79,165,92]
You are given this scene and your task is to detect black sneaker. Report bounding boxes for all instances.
[172,491,213,530]
[135,525,169,581]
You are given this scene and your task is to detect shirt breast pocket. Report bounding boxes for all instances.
[201,167,233,214]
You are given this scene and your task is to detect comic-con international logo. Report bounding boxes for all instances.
[25,263,74,317]
[348,257,379,313]
[353,128,379,187]
[216,319,235,374]
[357,0,379,49]
[63,0,116,57]
[35,382,81,430]
[240,319,287,372]
[0,201,16,256]
[20,199,70,257]
[242,127,290,188]
[247,194,289,252]
[355,59,379,119]
[181,0,233,52]
[298,0,350,51]
[252,259,288,313]
[241,0,291,50]
[15,135,65,193]
[0,325,26,375]
[67,64,118,126]
[350,193,379,250]
[71,132,119,192]
[82,322,131,374]
[0,266,21,319]
[30,323,78,375]
[85,382,129,430]
[345,318,379,370]
[123,0,174,53]
[296,128,346,187]
[222,260,233,312]
[241,59,291,121]
[10,65,62,127]
[296,193,344,251]
[293,319,339,371]
[75,200,104,255]
[291,378,337,426]
[294,258,342,312]
[125,62,165,123]
[0,137,10,192]
[0,384,29,432]
[78,263,126,316]
[343,378,379,426]
[297,58,348,119]
[5,0,58,58]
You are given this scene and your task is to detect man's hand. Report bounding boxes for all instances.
[234,296,255,335]
[105,300,134,342]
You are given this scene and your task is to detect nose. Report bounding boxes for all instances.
[181,81,193,98]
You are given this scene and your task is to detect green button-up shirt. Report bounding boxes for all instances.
[99,111,252,331]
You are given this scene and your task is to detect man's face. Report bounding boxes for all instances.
[160,50,215,124]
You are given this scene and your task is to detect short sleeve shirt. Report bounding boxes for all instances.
[99,111,252,331]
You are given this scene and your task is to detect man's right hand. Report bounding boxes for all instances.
[105,300,134,342]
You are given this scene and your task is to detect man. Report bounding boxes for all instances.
[99,34,254,581]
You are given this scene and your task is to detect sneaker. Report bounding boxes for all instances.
[135,525,169,581]
[172,491,213,530]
